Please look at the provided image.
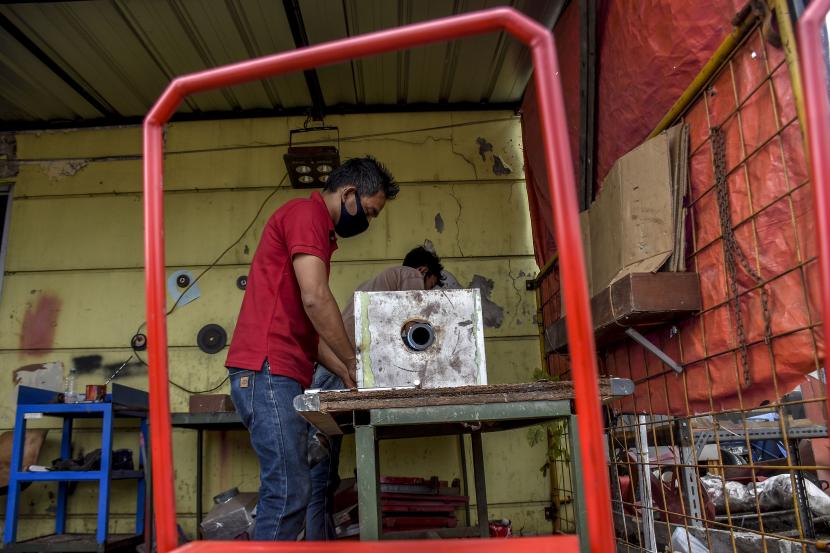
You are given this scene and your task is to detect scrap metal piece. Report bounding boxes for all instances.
[354,289,487,389]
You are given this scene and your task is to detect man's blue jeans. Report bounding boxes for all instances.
[305,364,345,540]
[228,362,309,541]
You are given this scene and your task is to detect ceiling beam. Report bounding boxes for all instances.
[0,101,521,132]
[281,0,326,120]
[0,12,116,117]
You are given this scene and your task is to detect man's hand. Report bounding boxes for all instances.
[345,356,357,389]
[293,253,357,375]
[318,339,357,389]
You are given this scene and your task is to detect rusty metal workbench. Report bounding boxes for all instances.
[293,378,633,544]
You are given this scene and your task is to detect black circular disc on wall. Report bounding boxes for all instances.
[176,274,191,288]
[131,333,148,351]
[236,275,248,290]
[197,324,227,354]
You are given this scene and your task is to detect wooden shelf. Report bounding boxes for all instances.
[545,272,701,353]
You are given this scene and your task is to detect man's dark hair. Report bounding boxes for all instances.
[324,156,399,199]
[403,246,445,284]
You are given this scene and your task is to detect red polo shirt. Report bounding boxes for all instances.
[225,191,337,388]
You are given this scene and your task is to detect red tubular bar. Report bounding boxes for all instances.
[798,1,830,438]
[172,536,578,553]
[143,8,610,552]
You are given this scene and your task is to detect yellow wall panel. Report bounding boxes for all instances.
[13,159,142,198]
[0,256,537,352]
[12,112,522,199]
[16,126,141,160]
[1,112,556,536]
[6,181,532,271]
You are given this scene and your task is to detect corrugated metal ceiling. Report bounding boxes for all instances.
[0,0,564,129]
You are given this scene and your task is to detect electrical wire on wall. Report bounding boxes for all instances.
[12,117,516,165]
[129,173,289,394]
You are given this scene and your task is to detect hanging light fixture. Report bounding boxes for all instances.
[283,125,340,189]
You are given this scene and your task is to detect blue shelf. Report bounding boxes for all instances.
[3,387,148,551]
[12,470,144,482]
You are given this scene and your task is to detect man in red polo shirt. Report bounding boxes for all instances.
[225,156,398,541]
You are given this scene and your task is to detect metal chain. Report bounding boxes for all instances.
[710,127,773,388]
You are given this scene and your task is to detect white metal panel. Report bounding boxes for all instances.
[354,289,487,389]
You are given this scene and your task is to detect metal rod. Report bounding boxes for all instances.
[471,430,489,538]
[196,429,204,538]
[769,0,809,143]
[636,415,657,552]
[625,328,683,373]
[798,2,830,502]
[458,434,471,527]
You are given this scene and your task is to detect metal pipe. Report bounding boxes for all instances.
[625,328,683,374]
[401,320,435,351]
[532,252,560,288]
[143,7,611,552]
[798,3,830,524]
[636,415,657,553]
[769,0,809,139]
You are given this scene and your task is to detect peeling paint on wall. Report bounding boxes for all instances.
[0,133,19,178]
[492,155,512,176]
[70,354,143,378]
[43,159,89,179]
[20,293,61,354]
[469,274,505,328]
[475,137,512,176]
[441,271,505,329]
[434,212,444,233]
[476,137,494,161]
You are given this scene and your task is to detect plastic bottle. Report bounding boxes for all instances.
[64,367,77,403]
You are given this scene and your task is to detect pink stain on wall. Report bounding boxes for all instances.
[20,294,61,355]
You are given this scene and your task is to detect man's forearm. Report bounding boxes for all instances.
[303,289,355,366]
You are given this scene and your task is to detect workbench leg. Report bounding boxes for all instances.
[458,434,471,526]
[470,430,489,538]
[356,425,381,541]
[568,415,589,553]
[196,428,204,538]
[3,407,26,545]
[96,404,113,546]
[56,416,73,535]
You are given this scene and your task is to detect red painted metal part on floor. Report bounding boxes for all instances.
[173,536,579,553]
[143,7,609,553]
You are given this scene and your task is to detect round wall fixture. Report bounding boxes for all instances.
[401,320,435,351]
[131,333,148,351]
[176,274,191,288]
[236,275,248,290]
[197,324,227,354]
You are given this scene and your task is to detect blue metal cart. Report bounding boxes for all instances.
[3,384,148,552]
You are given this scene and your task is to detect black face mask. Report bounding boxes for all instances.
[335,191,369,238]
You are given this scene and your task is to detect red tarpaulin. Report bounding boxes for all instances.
[522,1,824,414]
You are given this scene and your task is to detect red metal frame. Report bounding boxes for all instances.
[172,536,579,552]
[799,0,830,445]
[143,8,610,552]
